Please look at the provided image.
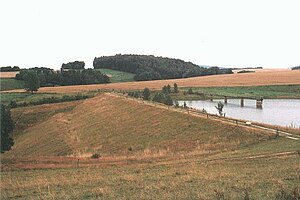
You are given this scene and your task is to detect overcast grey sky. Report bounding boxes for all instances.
[1,0,299,69]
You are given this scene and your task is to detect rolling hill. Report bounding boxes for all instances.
[5,93,269,158]
[93,54,232,81]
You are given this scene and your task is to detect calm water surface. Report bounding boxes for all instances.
[178,99,300,128]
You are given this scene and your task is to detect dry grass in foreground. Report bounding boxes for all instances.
[1,139,299,199]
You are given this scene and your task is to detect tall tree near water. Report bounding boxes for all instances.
[215,101,224,116]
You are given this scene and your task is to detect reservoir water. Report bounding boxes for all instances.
[178,99,300,128]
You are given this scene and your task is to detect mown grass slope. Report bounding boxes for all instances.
[6,101,82,158]
[4,93,269,158]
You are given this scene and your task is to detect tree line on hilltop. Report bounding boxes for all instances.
[93,54,233,81]
[15,62,109,92]
[4,56,237,92]
[0,66,20,72]
[61,61,85,70]
[16,68,109,86]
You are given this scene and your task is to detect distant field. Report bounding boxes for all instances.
[97,68,135,83]
[0,71,19,78]
[194,85,300,98]
[232,68,286,74]
[172,85,300,100]
[0,78,24,91]
[1,93,299,199]
[6,69,299,93]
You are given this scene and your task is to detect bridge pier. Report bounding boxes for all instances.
[240,98,244,107]
[256,99,263,109]
[204,94,263,109]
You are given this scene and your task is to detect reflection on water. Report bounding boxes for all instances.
[178,99,300,128]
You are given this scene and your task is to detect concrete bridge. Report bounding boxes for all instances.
[195,92,264,109]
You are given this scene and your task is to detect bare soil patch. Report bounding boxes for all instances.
[0,71,19,78]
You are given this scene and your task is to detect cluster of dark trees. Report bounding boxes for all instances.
[93,54,233,81]
[182,88,194,95]
[237,70,255,74]
[152,92,173,105]
[0,66,20,72]
[58,69,109,85]
[128,91,142,98]
[152,84,179,105]
[16,67,109,88]
[1,104,14,153]
[292,66,300,70]
[128,84,180,106]
[61,61,85,70]
[128,88,174,106]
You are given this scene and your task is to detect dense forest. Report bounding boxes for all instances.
[16,67,109,86]
[93,54,233,81]
[0,66,20,72]
[61,61,85,70]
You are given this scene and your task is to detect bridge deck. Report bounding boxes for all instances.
[195,92,263,100]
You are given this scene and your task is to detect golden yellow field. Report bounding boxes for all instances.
[5,69,300,93]
[0,71,19,78]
